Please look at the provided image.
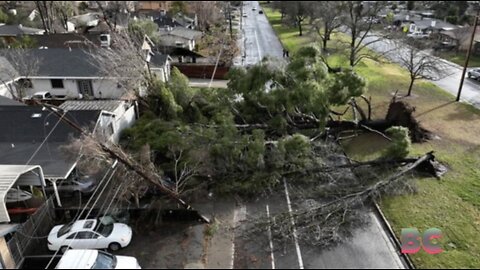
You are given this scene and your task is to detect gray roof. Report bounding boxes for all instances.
[0,48,100,78]
[0,24,44,36]
[59,100,123,112]
[0,56,19,82]
[0,106,100,179]
[150,53,170,68]
[158,27,203,40]
[0,96,25,106]
[412,19,458,30]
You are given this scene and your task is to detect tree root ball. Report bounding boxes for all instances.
[385,101,432,143]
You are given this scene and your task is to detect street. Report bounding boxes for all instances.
[235,1,284,66]
[229,2,410,268]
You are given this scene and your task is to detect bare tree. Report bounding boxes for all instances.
[395,39,450,96]
[85,29,154,98]
[0,49,39,99]
[307,1,343,52]
[54,1,75,32]
[272,1,288,22]
[284,1,308,36]
[35,1,56,33]
[340,1,386,67]
[96,1,133,31]
[188,1,222,31]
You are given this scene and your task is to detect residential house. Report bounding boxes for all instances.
[150,53,173,82]
[436,26,480,54]
[0,105,100,207]
[153,13,197,30]
[0,48,129,99]
[408,18,457,35]
[0,24,44,36]
[0,100,137,206]
[0,24,44,45]
[157,27,203,51]
[59,100,137,143]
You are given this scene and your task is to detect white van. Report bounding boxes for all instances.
[55,249,141,269]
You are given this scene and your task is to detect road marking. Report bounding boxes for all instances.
[231,204,247,269]
[266,205,275,269]
[283,179,304,269]
[254,29,262,61]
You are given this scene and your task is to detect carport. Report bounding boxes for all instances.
[0,165,55,223]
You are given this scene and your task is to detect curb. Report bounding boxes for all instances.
[372,201,416,269]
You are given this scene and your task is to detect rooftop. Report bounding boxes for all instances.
[0,106,100,179]
[0,24,44,36]
[0,48,101,78]
[59,100,124,112]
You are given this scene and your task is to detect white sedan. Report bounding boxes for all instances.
[56,249,141,269]
[48,219,132,253]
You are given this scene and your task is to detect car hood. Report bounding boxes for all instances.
[115,255,141,269]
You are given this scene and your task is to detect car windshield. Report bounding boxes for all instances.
[57,223,73,238]
[91,251,117,269]
[95,222,114,237]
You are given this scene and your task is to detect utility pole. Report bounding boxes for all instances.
[457,8,479,102]
[240,1,243,30]
[229,2,233,38]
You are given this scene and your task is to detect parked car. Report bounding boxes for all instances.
[259,10,264,14]
[406,32,430,39]
[45,176,96,197]
[468,68,480,80]
[55,249,141,269]
[252,7,257,11]
[47,218,132,253]
[26,91,67,100]
[6,188,32,203]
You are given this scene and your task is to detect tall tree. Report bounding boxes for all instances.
[284,1,308,36]
[308,1,343,52]
[54,1,75,32]
[395,38,449,96]
[340,1,386,67]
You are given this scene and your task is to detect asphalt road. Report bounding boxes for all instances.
[362,33,480,108]
[234,1,284,66]
[231,2,407,268]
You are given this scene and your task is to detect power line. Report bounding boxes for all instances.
[44,161,118,269]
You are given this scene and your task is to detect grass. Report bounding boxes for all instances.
[261,6,315,53]
[435,51,480,68]
[262,2,480,268]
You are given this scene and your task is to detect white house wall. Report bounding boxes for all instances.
[111,104,136,143]
[25,78,127,99]
[0,84,13,99]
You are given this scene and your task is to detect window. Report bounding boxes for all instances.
[92,251,117,269]
[95,223,114,237]
[58,224,73,238]
[51,79,64,88]
[70,231,99,239]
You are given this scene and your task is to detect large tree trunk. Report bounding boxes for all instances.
[407,77,415,96]
[298,18,303,36]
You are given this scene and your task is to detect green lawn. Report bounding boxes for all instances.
[262,2,480,268]
[435,51,480,68]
